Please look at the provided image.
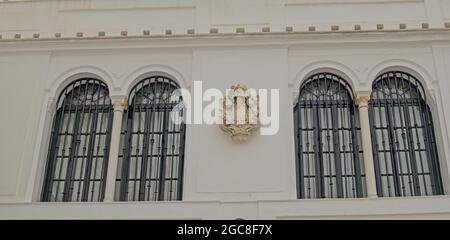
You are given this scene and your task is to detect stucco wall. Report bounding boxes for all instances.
[1,0,450,219]
[1,0,449,36]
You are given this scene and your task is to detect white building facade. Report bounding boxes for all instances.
[1,0,450,219]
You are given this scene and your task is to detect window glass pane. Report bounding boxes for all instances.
[117,76,185,201]
[369,71,443,197]
[294,73,364,199]
[41,79,112,202]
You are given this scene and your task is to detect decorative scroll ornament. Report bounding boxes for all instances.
[220,84,260,141]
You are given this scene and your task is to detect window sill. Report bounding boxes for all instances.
[0,195,449,219]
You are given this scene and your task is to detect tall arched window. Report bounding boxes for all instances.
[118,76,186,201]
[294,73,364,199]
[369,71,443,197]
[41,78,113,202]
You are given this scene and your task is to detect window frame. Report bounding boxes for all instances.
[117,76,186,201]
[41,78,113,202]
[368,71,444,197]
[294,73,365,199]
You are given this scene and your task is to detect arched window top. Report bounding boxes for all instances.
[42,78,113,202]
[299,73,353,101]
[371,71,426,100]
[119,75,186,202]
[57,78,110,108]
[129,76,180,105]
[369,70,443,197]
[294,72,363,199]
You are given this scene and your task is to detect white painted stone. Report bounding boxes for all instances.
[0,0,449,219]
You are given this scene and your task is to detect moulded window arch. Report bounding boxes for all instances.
[41,78,113,202]
[117,75,186,201]
[368,71,444,197]
[294,72,365,199]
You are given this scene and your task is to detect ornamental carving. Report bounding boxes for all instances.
[220,84,260,141]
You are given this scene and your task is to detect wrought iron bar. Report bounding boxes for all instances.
[294,73,364,199]
[41,78,112,202]
[369,71,444,197]
[118,76,185,201]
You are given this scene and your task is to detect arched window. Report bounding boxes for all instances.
[41,79,113,202]
[369,71,443,197]
[294,73,364,199]
[118,76,186,201]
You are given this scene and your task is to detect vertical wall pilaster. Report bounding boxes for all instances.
[356,92,378,198]
[104,96,127,202]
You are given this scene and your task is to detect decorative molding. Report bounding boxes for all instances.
[49,66,115,99]
[110,96,128,112]
[1,29,450,54]
[46,97,57,114]
[356,92,371,108]
[354,65,368,75]
[112,71,125,80]
[292,60,360,95]
[367,59,434,89]
[121,64,190,95]
[220,85,260,142]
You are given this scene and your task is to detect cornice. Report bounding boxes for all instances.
[1,29,450,52]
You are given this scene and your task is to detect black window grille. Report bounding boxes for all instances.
[41,79,113,202]
[369,71,443,197]
[294,73,365,199]
[117,76,186,201]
